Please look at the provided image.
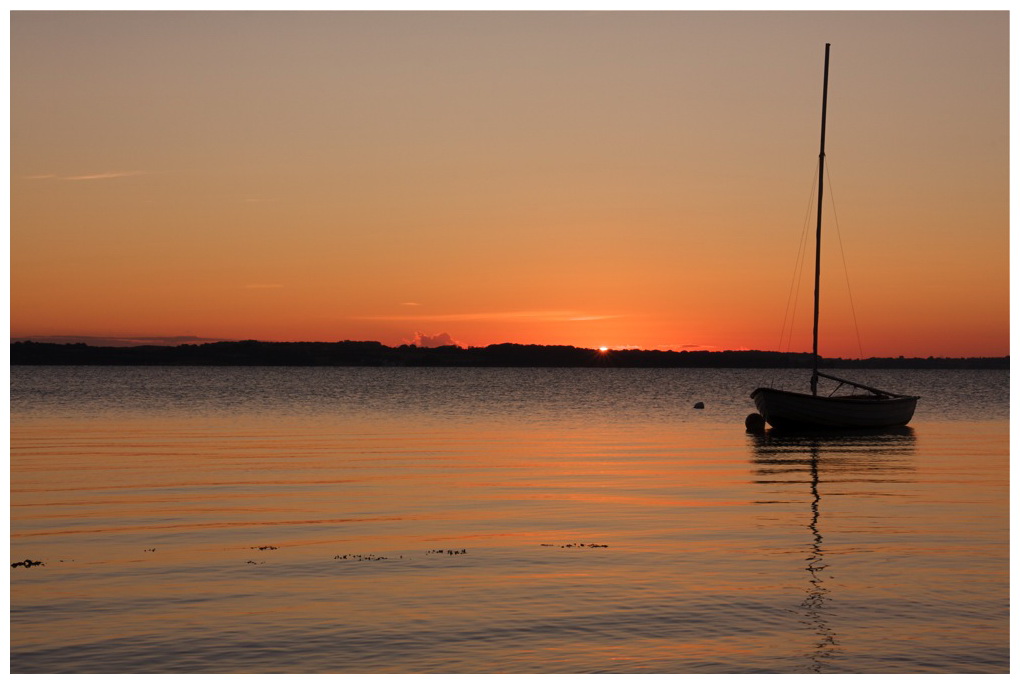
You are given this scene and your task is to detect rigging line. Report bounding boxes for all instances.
[781,167,817,355]
[824,159,866,360]
[778,161,820,355]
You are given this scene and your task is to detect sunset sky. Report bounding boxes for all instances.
[10,10,1009,357]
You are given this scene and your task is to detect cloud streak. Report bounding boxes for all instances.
[24,170,153,181]
[11,335,229,347]
[357,310,622,323]
[408,331,462,348]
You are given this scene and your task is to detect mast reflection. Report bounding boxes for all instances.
[750,428,917,673]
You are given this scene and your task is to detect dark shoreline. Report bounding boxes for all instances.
[10,340,1008,369]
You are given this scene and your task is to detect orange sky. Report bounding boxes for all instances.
[10,11,1009,357]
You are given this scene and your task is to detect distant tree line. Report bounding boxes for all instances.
[9,340,1009,369]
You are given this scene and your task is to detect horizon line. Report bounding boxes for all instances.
[9,337,1008,360]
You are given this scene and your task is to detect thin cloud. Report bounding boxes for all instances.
[653,343,725,352]
[24,170,153,181]
[358,310,621,323]
[11,335,229,347]
[407,331,462,348]
[66,171,151,181]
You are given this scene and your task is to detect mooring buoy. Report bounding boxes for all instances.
[745,413,766,433]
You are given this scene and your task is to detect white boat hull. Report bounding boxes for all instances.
[751,387,918,430]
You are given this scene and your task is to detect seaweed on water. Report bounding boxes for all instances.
[334,553,390,561]
[12,559,44,568]
[553,543,609,549]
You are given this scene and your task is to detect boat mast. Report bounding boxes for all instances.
[810,43,831,397]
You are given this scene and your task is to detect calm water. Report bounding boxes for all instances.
[10,366,1009,673]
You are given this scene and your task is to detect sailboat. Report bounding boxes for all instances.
[750,44,919,430]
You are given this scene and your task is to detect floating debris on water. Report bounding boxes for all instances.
[12,559,44,568]
[551,543,609,549]
[333,553,390,561]
[143,548,156,552]
[426,549,467,555]
[251,546,278,551]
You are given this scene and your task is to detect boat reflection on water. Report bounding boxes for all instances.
[749,428,917,673]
